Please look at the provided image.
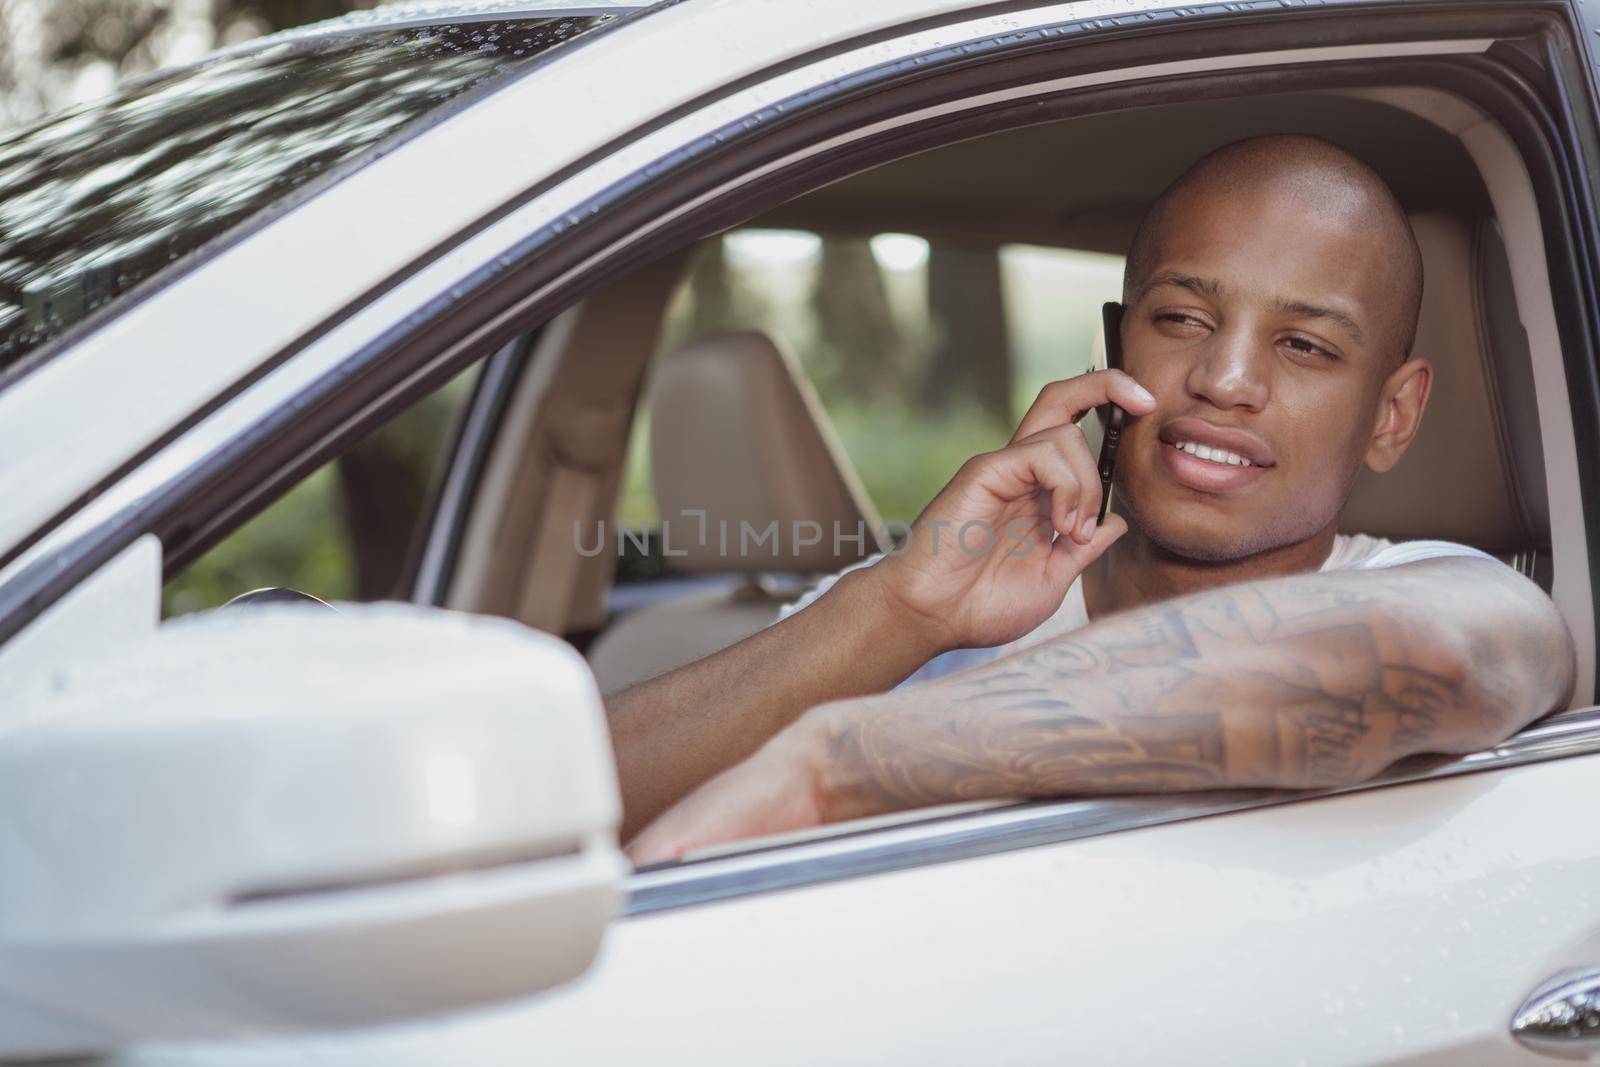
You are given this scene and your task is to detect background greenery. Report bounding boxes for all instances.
[161,371,474,615]
[163,231,1121,612]
[617,234,1123,529]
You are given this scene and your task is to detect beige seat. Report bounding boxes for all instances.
[587,330,883,692]
[1338,213,1548,581]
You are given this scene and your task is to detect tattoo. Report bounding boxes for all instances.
[822,560,1572,819]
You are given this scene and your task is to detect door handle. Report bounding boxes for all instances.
[1512,968,1600,1057]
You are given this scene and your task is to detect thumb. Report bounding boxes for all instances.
[1047,511,1127,585]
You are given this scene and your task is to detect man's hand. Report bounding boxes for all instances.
[626,731,824,867]
[620,370,1157,857]
[866,371,1156,654]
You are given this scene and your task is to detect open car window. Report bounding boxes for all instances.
[592,81,1582,878]
[163,365,478,615]
[617,230,1124,563]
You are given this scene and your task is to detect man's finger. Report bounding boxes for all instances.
[1010,369,1157,444]
[965,440,1083,539]
[1015,422,1102,543]
[1046,511,1128,588]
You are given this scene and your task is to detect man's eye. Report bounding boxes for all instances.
[1283,335,1336,360]
[1155,312,1205,328]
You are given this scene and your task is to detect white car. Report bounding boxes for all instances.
[3,0,1600,1063]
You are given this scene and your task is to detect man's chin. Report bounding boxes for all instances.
[1139,523,1267,564]
[1116,492,1327,565]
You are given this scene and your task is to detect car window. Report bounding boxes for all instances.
[617,228,1125,557]
[0,14,618,387]
[162,365,477,615]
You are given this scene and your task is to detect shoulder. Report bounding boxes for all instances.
[1328,532,1499,571]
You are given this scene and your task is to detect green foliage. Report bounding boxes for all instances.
[825,400,1007,524]
[162,463,354,616]
[613,399,1004,537]
[163,231,1124,610]
[616,409,657,529]
[614,235,1123,544]
[162,369,473,616]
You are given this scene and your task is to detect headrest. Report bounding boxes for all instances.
[1339,214,1548,551]
[647,330,884,574]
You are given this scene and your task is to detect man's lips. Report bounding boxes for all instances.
[1158,417,1276,468]
[1155,417,1275,495]
[1160,441,1269,493]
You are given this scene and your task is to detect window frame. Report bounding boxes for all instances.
[396,6,1600,643]
[366,5,1600,911]
[0,1,1596,905]
[379,6,1600,908]
[408,332,543,605]
[1,0,1575,618]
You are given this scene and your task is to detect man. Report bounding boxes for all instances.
[613,133,1576,865]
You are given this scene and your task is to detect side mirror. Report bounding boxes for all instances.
[0,603,623,1058]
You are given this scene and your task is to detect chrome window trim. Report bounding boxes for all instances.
[625,706,1600,916]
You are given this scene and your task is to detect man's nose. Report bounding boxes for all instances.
[1184,323,1270,412]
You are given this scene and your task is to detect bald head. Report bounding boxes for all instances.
[1122,134,1424,367]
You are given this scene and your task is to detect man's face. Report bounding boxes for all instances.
[1113,182,1403,562]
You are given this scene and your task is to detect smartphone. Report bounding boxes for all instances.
[1095,300,1126,524]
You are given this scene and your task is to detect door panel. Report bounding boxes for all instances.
[118,754,1600,1065]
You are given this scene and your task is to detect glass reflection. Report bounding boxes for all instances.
[0,15,613,385]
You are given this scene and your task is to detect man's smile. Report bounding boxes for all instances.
[1155,416,1276,494]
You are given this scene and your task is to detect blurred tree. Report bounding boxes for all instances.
[807,235,905,400]
[684,237,737,339]
[922,240,1013,428]
[217,0,352,32]
[667,235,773,348]
[0,0,171,125]
[336,391,456,600]
[0,0,365,128]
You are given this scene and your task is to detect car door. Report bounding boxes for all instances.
[98,714,1600,1066]
[7,1,1600,1064]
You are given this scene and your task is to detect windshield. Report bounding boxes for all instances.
[0,13,620,386]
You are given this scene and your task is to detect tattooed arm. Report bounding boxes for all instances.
[626,556,1573,863]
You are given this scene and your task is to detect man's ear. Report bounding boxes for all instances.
[1365,357,1433,473]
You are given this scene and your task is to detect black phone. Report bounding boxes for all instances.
[1095,300,1126,523]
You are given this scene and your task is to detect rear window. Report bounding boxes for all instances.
[0,14,617,386]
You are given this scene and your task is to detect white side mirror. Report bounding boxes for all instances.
[0,603,623,1058]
